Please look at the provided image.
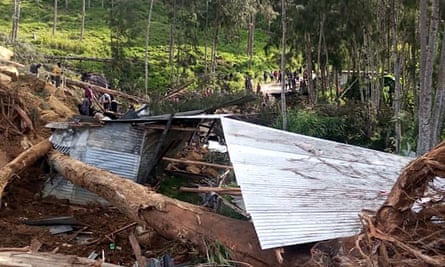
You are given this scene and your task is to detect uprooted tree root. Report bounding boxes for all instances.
[307,142,445,267]
[0,83,35,137]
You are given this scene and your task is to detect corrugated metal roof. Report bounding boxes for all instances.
[221,117,412,249]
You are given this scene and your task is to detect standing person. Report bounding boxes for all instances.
[52,62,62,88]
[99,92,112,110]
[84,85,97,105]
[245,75,253,92]
[256,82,262,95]
[263,71,268,83]
[29,63,42,77]
[78,97,91,116]
[110,98,118,113]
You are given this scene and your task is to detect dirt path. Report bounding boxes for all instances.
[260,81,283,95]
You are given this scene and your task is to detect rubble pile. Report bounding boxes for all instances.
[3,42,445,266]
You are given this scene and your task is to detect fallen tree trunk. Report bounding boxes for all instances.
[0,251,122,267]
[0,58,25,68]
[47,150,279,267]
[65,79,147,103]
[0,139,52,205]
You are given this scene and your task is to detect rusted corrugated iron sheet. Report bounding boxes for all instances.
[41,175,108,205]
[221,117,412,249]
[84,148,140,179]
[88,123,144,154]
[47,123,144,204]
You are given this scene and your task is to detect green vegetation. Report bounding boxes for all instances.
[157,176,202,204]
[2,0,439,155]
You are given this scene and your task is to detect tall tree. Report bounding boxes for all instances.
[168,0,176,83]
[80,0,86,41]
[391,0,402,153]
[144,0,154,97]
[52,0,58,36]
[417,0,442,155]
[280,0,287,130]
[108,0,147,91]
[10,0,21,42]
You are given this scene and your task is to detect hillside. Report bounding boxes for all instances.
[0,0,280,95]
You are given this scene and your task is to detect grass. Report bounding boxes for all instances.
[0,0,283,95]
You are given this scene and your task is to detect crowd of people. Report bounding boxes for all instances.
[29,62,63,88]
[263,69,306,92]
[28,62,143,120]
[78,85,119,118]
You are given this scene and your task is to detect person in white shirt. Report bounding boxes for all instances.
[99,93,111,110]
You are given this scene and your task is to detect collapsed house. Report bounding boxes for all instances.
[45,111,217,204]
[45,113,413,251]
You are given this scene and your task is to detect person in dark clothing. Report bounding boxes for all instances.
[110,100,118,112]
[245,75,253,92]
[29,63,42,76]
[78,98,91,116]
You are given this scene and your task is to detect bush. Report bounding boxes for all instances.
[280,109,346,142]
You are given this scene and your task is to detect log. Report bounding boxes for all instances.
[13,105,34,131]
[44,55,113,62]
[47,150,279,267]
[0,58,25,68]
[0,251,122,267]
[0,66,18,81]
[0,139,52,205]
[65,79,147,103]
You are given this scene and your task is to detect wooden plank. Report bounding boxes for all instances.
[144,124,203,132]
[162,157,233,169]
[180,186,241,196]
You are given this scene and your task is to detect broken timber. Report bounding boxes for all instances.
[47,150,279,267]
[65,79,146,103]
[0,139,52,205]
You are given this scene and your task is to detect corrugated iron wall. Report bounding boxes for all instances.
[47,123,144,204]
